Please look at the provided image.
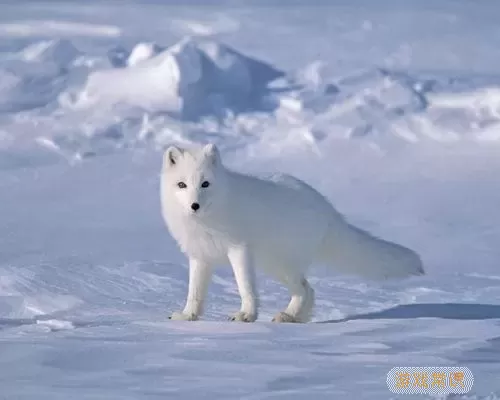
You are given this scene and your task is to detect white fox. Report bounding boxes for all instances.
[160,143,424,323]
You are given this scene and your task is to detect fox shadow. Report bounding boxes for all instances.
[319,303,500,323]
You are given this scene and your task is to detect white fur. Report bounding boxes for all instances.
[160,143,424,323]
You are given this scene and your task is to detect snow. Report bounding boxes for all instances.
[0,21,122,38]
[1,1,500,399]
[73,37,283,119]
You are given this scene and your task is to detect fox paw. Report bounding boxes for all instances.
[169,311,198,321]
[272,312,300,323]
[228,311,257,322]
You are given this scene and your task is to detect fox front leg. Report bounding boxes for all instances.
[170,258,213,321]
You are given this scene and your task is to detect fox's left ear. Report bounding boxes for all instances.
[202,143,220,166]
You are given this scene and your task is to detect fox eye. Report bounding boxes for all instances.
[177,182,187,189]
[201,181,210,188]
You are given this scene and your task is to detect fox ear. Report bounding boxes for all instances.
[164,145,183,167]
[202,143,220,165]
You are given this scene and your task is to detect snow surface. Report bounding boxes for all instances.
[1,1,500,399]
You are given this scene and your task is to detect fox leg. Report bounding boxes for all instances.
[273,275,315,323]
[170,257,212,321]
[227,245,259,322]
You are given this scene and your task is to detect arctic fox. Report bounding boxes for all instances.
[160,143,424,323]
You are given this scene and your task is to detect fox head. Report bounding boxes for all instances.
[161,143,226,216]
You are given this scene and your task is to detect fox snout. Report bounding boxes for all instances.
[191,202,200,212]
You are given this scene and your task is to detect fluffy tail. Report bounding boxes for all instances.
[317,221,424,280]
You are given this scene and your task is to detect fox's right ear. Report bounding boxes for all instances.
[164,146,183,167]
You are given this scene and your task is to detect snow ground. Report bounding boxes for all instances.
[1,1,500,399]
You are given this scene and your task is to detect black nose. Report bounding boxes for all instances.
[191,202,200,211]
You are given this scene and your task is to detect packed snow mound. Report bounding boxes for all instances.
[270,67,500,146]
[427,87,500,141]
[69,37,284,119]
[274,68,429,143]
[126,42,164,67]
[0,39,84,112]
[17,39,81,65]
[1,37,500,166]
[0,62,67,113]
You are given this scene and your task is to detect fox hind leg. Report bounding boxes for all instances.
[227,246,259,322]
[272,275,315,323]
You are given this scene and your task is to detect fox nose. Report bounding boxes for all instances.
[191,202,200,212]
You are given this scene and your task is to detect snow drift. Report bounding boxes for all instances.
[71,37,284,119]
[1,36,500,165]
